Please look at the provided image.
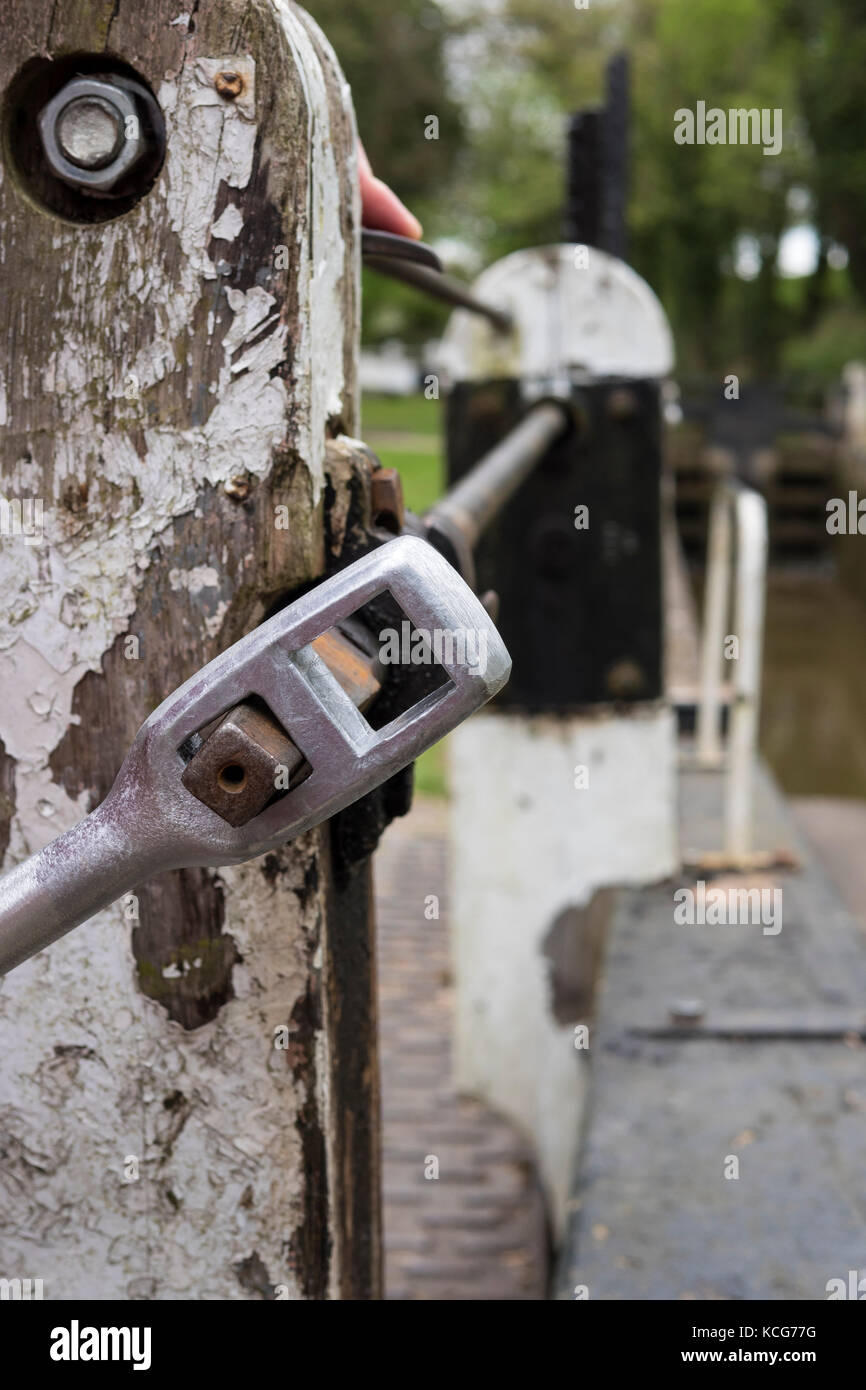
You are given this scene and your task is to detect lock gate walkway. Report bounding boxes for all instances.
[555,759,866,1300]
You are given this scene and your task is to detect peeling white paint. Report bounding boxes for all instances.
[449,708,677,1235]
[0,6,359,1299]
[437,244,675,386]
[204,600,230,641]
[0,18,354,793]
[168,565,221,593]
[211,204,244,243]
[275,0,357,457]
[0,851,319,1299]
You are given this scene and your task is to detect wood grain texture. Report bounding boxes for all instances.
[0,0,379,1299]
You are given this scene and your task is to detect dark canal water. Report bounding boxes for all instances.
[760,569,866,800]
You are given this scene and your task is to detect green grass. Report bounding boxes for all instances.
[363,392,445,515]
[361,391,442,436]
[371,446,444,515]
[363,393,449,797]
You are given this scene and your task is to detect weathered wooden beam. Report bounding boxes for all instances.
[0,0,378,1299]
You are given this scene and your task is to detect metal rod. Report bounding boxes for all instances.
[424,401,569,551]
[364,255,514,334]
[361,229,442,271]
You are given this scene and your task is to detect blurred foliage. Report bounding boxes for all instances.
[360,267,451,347]
[312,0,866,380]
[781,0,866,304]
[307,0,463,199]
[783,304,866,378]
[308,0,465,342]
[456,0,802,376]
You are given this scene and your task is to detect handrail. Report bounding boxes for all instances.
[695,478,768,858]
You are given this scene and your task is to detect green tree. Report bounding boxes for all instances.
[309,0,465,342]
[311,0,866,375]
[308,0,462,204]
[452,0,806,374]
[776,0,866,302]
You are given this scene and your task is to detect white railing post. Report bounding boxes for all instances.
[724,485,768,857]
[695,479,768,859]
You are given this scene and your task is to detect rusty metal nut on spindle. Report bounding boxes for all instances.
[181,629,384,827]
[370,468,405,533]
[182,703,306,828]
[37,75,163,194]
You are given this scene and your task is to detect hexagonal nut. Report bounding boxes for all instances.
[37,75,163,195]
[181,703,306,828]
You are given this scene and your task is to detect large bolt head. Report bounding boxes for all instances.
[37,76,157,194]
[56,96,125,169]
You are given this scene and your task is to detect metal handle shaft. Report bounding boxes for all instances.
[0,807,147,976]
[364,256,514,334]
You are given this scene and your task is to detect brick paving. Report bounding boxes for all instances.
[374,796,549,1300]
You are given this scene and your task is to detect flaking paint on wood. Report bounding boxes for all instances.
[0,0,376,1299]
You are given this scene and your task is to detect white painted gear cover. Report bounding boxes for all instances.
[437,244,675,385]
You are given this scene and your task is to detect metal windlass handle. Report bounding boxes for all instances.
[361,229,442,271]
[0,807,154,975]
[0,537,511,976]
[364,254,514,334]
